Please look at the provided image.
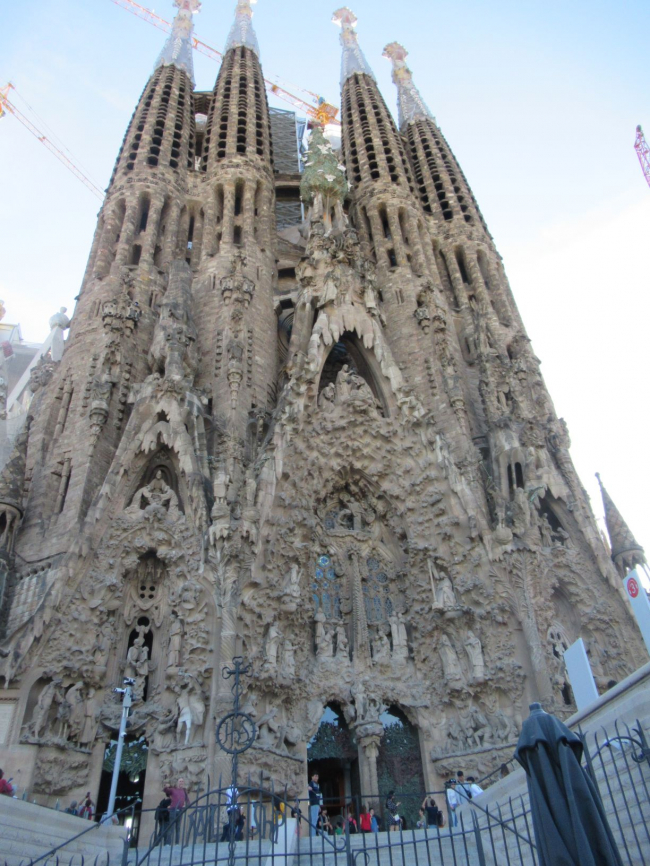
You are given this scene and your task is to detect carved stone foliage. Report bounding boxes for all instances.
[33,750,90,795]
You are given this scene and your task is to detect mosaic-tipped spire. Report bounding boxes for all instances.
[225,0,260,58]
[155,0,201,86]
[332,8,375,88]
[596,473,646,577]
[383,42,434,129]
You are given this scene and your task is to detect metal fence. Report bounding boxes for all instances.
[6,716,650,866]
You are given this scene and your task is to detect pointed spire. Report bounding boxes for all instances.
[383,42,434,129]
[596,473,646,577]
[225,0,260,58]
[332,8,375,87]
[155,0,201,86]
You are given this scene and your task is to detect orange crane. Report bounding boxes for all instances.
[0,83,105,201]
[109,0,340,127]
[634,125,650,189]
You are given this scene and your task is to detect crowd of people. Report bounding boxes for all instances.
[147,767,485,847]
[307,769,484,837]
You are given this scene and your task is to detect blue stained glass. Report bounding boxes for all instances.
[385,597,393,617]
[367,557,380,572]
[376,571,388,584]
[333,596,341,619]
[313,593,320,611]
[323,592,331,618]
[326,568,335,580]
[315,568,324,579]
[319,555,330,566]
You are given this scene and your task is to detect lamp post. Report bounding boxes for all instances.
[105,677,134,822]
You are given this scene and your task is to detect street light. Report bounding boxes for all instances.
[105,678,135,822]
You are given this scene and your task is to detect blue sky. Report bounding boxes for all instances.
[1,0,649,563]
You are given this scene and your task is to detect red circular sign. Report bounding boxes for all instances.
[628,577,639,598]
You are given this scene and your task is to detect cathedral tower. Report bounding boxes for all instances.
[0,0,644,831]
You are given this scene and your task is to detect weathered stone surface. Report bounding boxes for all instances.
[0,1,644,820]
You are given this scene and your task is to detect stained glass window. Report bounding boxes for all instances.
[363,555,393,623]
[313,554,341,619]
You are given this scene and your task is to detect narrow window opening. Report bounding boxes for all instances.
[456,249,471,284]
[387,248,397,268]
[233,225,242,246]
[515,462,524,489]
[130,244,142,266]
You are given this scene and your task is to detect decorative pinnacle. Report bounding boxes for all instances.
[225,0,260,58]
[332,8,375,87]
[383,42,434,129]
[596,472,646,576]
[155,0,201,86]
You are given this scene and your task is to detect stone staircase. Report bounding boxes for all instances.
[127,824,533,866]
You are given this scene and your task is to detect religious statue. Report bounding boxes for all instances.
[281,639,296,677]
[314,610,334,659]
[372,629,391,664]
[438,635,464,684]
[79,688,99,747]
[539,513,554,548]
[282,564,301,611]
[335,624,349,660]
[389,613,408,662]
[265,622,282,669]
[127,470,180,519]
[464,631,485,682]
[167,612,183,670]
[176,680,205,746]
[25,679,60,739]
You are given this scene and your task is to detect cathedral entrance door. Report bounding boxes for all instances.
[307,756,360,823]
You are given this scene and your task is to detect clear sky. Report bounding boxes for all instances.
[1,0,649,561]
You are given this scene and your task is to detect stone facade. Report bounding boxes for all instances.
[0,0,645,821]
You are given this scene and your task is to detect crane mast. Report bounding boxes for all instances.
[634,125,650,189]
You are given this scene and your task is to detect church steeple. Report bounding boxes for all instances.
[332,7,375,86]
[382,42,433,129]
[155,0,201,86]
[224,0,260,57]
[596,473,646,577]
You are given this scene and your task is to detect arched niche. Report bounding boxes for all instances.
[125,449,184,514]
[317,332,391,417]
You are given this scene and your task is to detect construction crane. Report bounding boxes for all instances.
[0,83,105,201]
[634,125,650,189]
[110,0,340,127]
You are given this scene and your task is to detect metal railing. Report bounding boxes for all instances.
[7,716,650,866]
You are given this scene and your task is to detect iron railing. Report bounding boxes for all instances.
[7,716,650,866]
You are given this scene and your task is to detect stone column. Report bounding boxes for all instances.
[356,724,383,808]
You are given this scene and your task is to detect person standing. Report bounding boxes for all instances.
[164,777,190,844]
[421,796,440,829]
[308,772,322,837]
[64,800,79,815]
[154,795,171,846]
[0,769,13,796]
[467,776,483,798]
[456,771,472,802]
[359,805,371,833]
[79,792,95,820]
[385,791,401,832]
[369,808,379,833]
[446,780,459,827]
